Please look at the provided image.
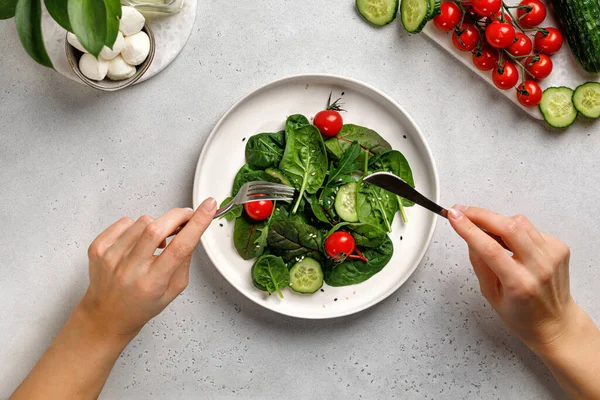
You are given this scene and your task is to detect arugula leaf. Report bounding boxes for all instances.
[0,0,18,19]
[68,0,107,56]
[251,255,290,298]
[15,0,52,68]
[103,0,121,48]
[44,0,70,30]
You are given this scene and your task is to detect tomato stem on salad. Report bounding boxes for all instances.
[326,91,346,112]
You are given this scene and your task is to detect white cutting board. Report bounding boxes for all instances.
[422,1,600,120]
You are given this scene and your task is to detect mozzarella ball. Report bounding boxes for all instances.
[107,55,137,81]
[121,31,150,66]
[67,32,88,53]
[99,32,125,60]
[79,53,108,81]
[119,6,145,36]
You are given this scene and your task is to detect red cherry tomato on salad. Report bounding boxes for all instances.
[452,24,480,52]
[471,0,501,18]
[433,2,462,32]
[486,21,516,48]
[313,110,343,137]
[516,80,543,107]
[534,27,563,55]
[526,54,553,79]
[506,32,533,56]
[472,46,499,71]
[324,231,355,259]
[492,62,519,90]
[485,12,512,26]
[516,0,546,28]
[244,198,273,221]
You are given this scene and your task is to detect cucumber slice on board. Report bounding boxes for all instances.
[573,82,600,119]
[356,0,399,26]
[401,0,430,33]
[539,87,578,128]
[289,258,324,294]
[334,182,359,222]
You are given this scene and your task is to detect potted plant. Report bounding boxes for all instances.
[0,0,122,68]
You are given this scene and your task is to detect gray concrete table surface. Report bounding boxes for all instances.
[0,1,597,398]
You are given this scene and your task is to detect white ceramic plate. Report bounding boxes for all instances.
[422,2,600,120]
[193,74,439,319]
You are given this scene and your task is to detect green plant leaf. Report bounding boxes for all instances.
[0,0,18,19]
[15,0,53,68]
[103,0,120,48]
[44,0,70,30]
[68,0,106,56]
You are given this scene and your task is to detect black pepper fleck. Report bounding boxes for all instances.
[219,223,223,227]
[334,298,338,301]
[400,236,403,240]
[341,92,345,96]
[242,137,246,142]
[403,135,407,139]
[320,288,325,292]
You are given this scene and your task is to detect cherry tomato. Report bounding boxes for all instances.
[485,12,512,25]
[324,231,355,259]
[486,21,516,48]
[516,80,543,107]
[525,53,553,79]
[313,110,343,137]
[516,0,546,28]
[472,46,499,71]
[462,4,483,20]
[492,62,519,90]
[244,198,273,221]
[452,24,480,52]
[534,27,563,55]
[506,32,533,56]
[433,2,462,32]
[471,0,501,18]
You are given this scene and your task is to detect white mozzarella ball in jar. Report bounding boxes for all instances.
[67,32,88,53]
[121,31,150,66]
[119,6,145,36]
[79,54,109,81]
[107,55,137,81]
[99,32,125,60]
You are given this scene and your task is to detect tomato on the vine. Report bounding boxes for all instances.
[486,21,516,48]
[526,54,553,79]
[324,231,355,259]
[472,46,499,71]
[516,0,547,28]
[506,32,533,56]
[492,62,519,90]
[314,95,344,137]
[485,11,512,25]
[471,0,501,18]
[433,2,462,31]
[516,80,543,107]
[534,27,563,55]
[244,198,273,221]
[452,24,480,52]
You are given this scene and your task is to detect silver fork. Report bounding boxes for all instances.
[213,181,295,219]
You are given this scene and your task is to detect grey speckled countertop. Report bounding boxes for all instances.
[0,1,598,398]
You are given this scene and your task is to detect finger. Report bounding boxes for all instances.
[469,247,500,302]
[460,206,544,258]
[448,206,516,284]
[88,217,134,260]
[154,198,217,278]
[130,208,195,261]
[165,255,192,300]
[107,215,154,259]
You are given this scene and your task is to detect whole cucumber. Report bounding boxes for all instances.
[551,0,600,74]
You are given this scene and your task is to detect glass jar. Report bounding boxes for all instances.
[121,0,184,14]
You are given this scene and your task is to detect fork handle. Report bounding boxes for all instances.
[440,208,510,251]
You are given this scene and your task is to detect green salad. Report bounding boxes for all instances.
[221,106,415,298]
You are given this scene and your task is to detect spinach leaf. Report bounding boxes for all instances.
[325,222,387,248]
[245,131,285,170]
[285,114,310,133]
[369,150,415,207]
[318,186,339,223]
[267,221,323,262]
[279,124,328,213]
[232,164,279,196]
[324,124,392,164]
[251,254,290,298]
[324,235,393,286]
[219,197,242,221]
[325,141,361,187]
[308,193,338,225]
[357,182,398,232]
[233,215,267,260]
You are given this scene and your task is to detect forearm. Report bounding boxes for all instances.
[530,303,600,400]
[11,303,134,400]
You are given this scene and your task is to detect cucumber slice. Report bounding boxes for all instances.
[401,0,430,33]
[539,87,578,128]
[289,258,323,294]
[573,82,600,119]
[356,0,399,26]
[265,168,291,186]
[335,182,359,222]
[427,0,440,19]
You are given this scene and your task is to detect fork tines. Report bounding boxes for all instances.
[246,181,295,196]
